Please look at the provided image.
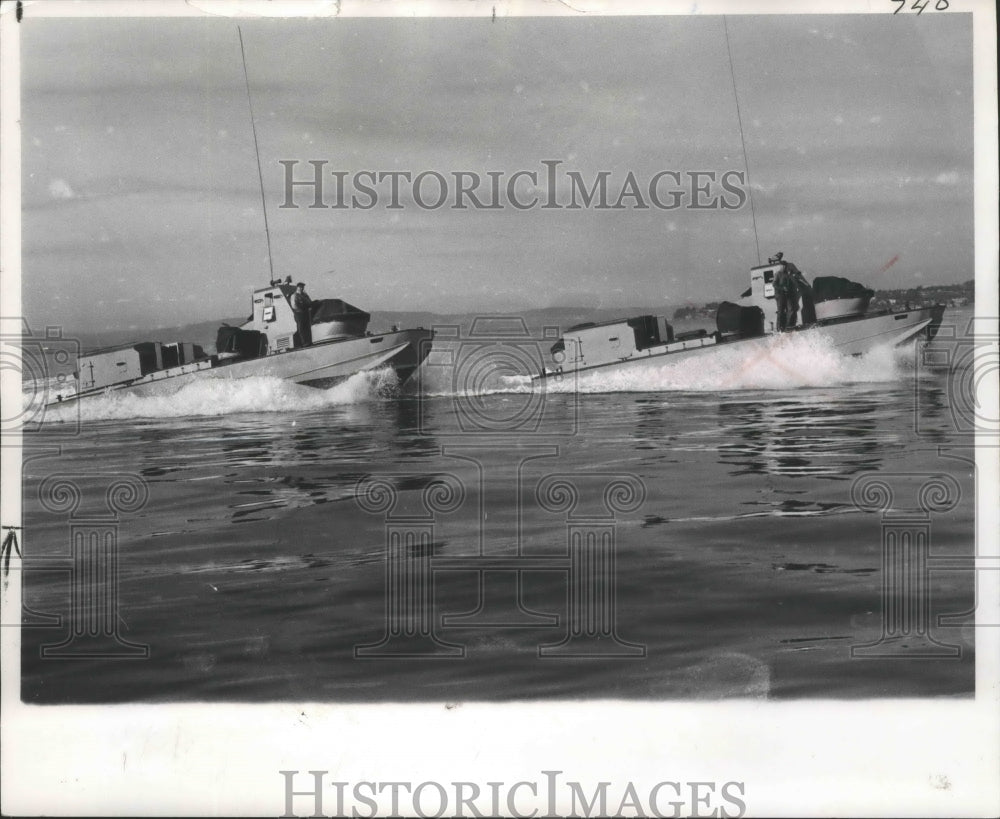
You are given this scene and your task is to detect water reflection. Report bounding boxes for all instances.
[629,396,681,451]
[219,428,276,465]
[118,404,417,525]
[21,372,977,702]
[716,392,898,479]
[911,382,951,443]
[390,397,439,460]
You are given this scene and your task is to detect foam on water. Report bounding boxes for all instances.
[42,368,398,422]
[480,331,909,395]
[32,333,916,422]
[550,332,910,393]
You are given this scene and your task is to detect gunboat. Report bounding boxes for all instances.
[535,256,946,382]
[48,278,433,405]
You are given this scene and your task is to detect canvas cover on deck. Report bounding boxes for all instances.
[310,299,371,325]
[811,276,874,304]
[716,301,765,336]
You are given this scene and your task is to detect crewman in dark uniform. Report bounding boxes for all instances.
[773,256,794,331]
[290,282,313,347]
[789,264,816,326]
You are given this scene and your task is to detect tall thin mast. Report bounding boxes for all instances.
[238,26,275,281]
[723,16,761,267]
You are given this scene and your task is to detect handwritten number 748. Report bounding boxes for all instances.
[893,0,950,13]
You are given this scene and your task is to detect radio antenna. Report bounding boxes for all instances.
[723,16,761,266]
[238,26,275,281]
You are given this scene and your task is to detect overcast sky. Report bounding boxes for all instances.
[22,13,973,332]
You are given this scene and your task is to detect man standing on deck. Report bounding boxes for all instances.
[789,264,816,326]
[773,259,795,331]
[291,282,313,347]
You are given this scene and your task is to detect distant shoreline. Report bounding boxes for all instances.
[58,281,974,353]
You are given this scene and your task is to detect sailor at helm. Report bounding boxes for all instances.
[770,252,814,330]
[789,266,815,326]
[772,253,796,331]
[291,282,314,347]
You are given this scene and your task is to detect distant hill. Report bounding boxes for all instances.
[66,279,973,352]
[70,306,688,353]
[368,306,688,336]
[871,280,973,310]
[72,318,246,353]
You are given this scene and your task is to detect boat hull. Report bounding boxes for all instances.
[814,305,943,356]
[52,328,433,405]
[535,306,944,382]
[814,296,871,321]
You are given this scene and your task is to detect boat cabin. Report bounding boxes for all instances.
[551,314,724,372]
[73,340,210,395]
[217,280,373,359]
[546,267,773,374]
[742,258,873,328]
[742,260,785,334]
[245,282,300,353]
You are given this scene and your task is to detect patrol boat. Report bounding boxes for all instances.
[49,278,433,405]
[535,255,945,382]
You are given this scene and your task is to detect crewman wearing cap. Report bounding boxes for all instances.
[290,282,313,347]
[772,255,795,331]
[787,263,815,326]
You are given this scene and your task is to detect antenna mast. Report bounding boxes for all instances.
[723,16,761,266]
[238,26,275,281]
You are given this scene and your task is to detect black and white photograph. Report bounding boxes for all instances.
[1,0,997,815]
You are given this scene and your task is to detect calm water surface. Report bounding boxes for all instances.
[20,324,977,701]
